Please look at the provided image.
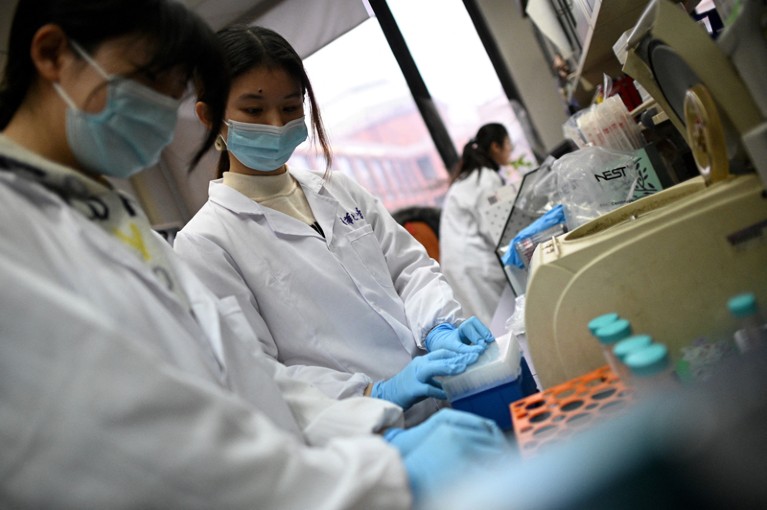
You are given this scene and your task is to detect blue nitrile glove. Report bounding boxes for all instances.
[383,408,504,456]
[502,204,566,268]
[371,350,479,409]
[425,316,495,354]
[396,412,510,502]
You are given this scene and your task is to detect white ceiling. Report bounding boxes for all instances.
[191,0,371,58]
[1,0,371,73]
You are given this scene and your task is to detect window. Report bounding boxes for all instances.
[388,0,537,171]
[289,0,538,213]
[288,18,447,213]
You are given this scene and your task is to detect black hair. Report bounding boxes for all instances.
[203,25,332,179]
[450,122,509,184]
[0,0,228,168]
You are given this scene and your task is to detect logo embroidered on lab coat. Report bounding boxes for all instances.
[340,207,364,225]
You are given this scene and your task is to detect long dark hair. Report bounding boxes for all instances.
[202,25,332,179]
[450,122,508,184]
[0,0,228,169]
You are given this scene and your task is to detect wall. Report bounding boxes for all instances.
[0,0,19,82]
[475,0,569,152]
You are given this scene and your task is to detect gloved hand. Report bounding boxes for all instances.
[394,411,509,502]
[383,408,504,456]
[424,316,495,354]
[371,350,479,409]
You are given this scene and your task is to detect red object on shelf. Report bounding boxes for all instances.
[610,75,643,112]
[510,365,635,458]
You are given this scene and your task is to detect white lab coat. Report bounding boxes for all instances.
[440,168,508,326]
[174,167,464,425]
[0,137,410,510]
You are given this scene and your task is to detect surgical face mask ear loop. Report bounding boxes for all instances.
[215,117,232,152]
[214,134,227,152]
[51,41,108,113]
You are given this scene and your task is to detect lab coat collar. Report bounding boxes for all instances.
[208,177,261,216]
[287,166,325,193]
[208,168,338,244]
[288,167,340,246]
[208,167,325,212]
[207,178,317,240]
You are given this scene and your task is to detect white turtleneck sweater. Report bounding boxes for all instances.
[223,169,317,228]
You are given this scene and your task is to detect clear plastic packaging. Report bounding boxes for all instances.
[563,95,644,151]
[504,294,542,390]
[551,146,641,230]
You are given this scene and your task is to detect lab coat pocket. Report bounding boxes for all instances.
[347,224,395,290]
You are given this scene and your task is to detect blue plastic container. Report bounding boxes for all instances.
[449,357,538,430]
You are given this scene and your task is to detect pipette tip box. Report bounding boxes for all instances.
[438,333,531,430]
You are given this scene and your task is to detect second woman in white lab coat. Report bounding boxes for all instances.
[440,123,513,326]
[175,25,496,426]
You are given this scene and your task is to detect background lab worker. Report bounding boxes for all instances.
[0,1,509,507]
[175,25,496,425]
[440,123,514,326]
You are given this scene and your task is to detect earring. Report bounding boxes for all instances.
[214,134,226,152]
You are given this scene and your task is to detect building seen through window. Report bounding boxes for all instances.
[289,0,537,212]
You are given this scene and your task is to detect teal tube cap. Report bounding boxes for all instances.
[728,293,757,318]
[594,318,632,345]
[588,313,620,335]
[625,343,669,377]
[613,335,653,361]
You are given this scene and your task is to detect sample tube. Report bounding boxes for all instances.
[727,293,767,353]
[612,334,654,381]
[624,343,677,396]
[593,318,632,376]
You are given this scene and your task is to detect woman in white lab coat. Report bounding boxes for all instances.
[440,123,513,326]
[0,2,507,507]
[175,25,497,426]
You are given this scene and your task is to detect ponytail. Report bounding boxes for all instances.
[449,123,508,184]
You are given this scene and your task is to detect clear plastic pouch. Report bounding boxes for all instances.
[552,146,641,230]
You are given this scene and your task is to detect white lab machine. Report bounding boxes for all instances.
[525,173,767,387]
[524,0,767,388]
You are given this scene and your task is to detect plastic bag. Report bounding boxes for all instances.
[563,95,644,151]
[512,155,560,217]
[504,293,542,390]
[552,146,640,230]
[505,293,527,338]
[562,109,590,149]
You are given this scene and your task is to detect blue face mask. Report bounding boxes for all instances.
[53,41,181,179]
[224,117,308,172]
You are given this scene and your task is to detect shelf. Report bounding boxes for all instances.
[568,0,653,106]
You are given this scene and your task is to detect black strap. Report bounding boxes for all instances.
[309,221,325,238]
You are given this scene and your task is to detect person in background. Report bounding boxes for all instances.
[0,1,508,508]
[174,25,497,426]
[440,123,513,327]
